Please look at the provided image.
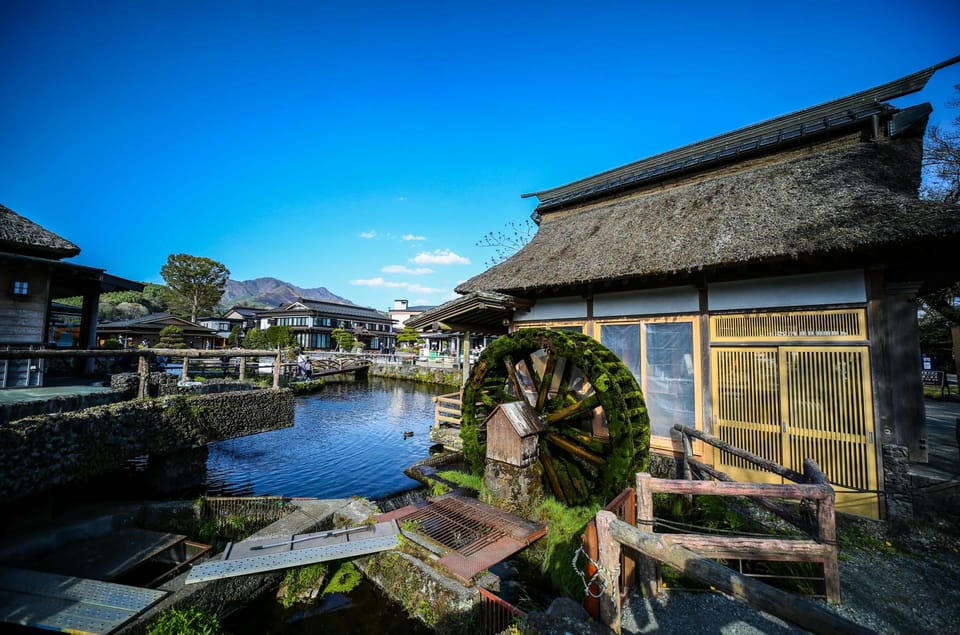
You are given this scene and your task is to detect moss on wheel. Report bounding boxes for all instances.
[461,328,650,504]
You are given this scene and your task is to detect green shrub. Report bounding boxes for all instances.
[147,607,220,635]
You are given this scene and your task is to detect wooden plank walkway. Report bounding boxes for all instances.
[0,566,166,635]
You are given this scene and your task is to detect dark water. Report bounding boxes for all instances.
[205,378,445,500]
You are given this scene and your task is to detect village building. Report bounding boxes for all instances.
[0,204,142,387]
[96,314,218,350]
[255,297,395,351]
[410,64,960,519]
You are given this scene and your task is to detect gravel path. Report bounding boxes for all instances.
[619,527,960,634]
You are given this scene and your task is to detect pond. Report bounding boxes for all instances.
[205,378,446,500]
[207,378,447,634]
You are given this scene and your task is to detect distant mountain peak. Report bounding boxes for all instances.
[220,277,353,310]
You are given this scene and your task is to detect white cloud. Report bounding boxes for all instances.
[349,277,446,295]
[382,264,433,275]
[359,230,377,239]
[412,249,470,265]
[402,233,426,241]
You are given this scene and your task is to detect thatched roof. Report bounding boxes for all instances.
[0,204,80,259]
[458,130,960,296]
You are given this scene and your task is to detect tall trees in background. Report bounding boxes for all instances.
[161,254,230,322]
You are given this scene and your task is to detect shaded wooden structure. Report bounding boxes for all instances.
[484,401,547,467]
[0,204,141,387]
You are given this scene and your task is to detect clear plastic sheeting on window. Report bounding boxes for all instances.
[600,324,640,380]
[643,323,695,438]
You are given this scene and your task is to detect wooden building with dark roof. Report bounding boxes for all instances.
[97,314,218,349]
[0,204,142,387]
[420,61,960,519]
[255,297,395,351]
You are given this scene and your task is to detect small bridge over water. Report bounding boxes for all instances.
[304,354,374,378]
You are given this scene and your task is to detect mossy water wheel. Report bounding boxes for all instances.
[462,328,650,505]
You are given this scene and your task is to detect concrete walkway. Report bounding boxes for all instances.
[0,381,112,406]
[912,397,960,480]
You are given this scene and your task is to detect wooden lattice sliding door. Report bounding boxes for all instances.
[710,310,880,518]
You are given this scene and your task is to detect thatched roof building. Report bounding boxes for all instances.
[458,64,960,298]
[0,203,81,259]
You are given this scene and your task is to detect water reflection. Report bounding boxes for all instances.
[205,379,446,500]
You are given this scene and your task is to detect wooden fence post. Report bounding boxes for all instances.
[595,510,622,634]
[137,354,149,398]
[239,355,246,381]
[636,473,658,597]
[273,351,281,389]
[181,355,190,381]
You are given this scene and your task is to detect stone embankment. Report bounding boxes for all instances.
[369,363,461,387]
[0,380,294,501]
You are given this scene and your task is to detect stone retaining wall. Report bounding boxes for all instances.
[0,390,128,426]
[0,388,294,501]
[369,363,461,388]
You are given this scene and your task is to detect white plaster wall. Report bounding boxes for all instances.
[708,270,866,311]
[594,286,700,317]
[522,296,587,321]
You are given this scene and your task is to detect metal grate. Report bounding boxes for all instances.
[385,495,547,581]
[399,497,504,555]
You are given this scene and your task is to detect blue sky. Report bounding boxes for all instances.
[2,1,958,312]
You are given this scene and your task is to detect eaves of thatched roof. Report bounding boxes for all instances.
[0,204,80,259]
[457,132,960,297]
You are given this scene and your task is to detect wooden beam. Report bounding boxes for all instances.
[597,512,868,635]
[595,511,622,634]
[674,424,807,483]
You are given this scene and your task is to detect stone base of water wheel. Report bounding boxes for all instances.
[482,460,545,517]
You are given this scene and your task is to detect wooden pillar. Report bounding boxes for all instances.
[595,511,622,634]
[273,351,281,389]
[181,356,190,381]
[78,284,100,374]
[461,330,472,389]
[239,355,246,381]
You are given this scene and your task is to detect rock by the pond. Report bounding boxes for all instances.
[520,596,609,635]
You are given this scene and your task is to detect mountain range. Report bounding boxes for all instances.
[220,277,354,309]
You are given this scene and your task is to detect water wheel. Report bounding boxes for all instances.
[462,328,650,505]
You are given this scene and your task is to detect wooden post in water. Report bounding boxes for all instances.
[239,355,246,381]
[181,355,190,381]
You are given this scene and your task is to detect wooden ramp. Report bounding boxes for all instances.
[185,521,399,584]
[0,566,166,635]
[378,495,546,582]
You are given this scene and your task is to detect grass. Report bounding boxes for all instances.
[436,470,483,492]
[525,497,601,600]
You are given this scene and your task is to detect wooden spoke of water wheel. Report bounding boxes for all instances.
[462,328,651,505]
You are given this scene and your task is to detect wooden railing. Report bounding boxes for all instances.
[432,392,462,429]
[0,347,284,395]
[593,472,860,635]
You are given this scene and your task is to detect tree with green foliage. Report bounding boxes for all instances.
[157,325,187,349]
[243,325,296,350]
[396,325,421,349]
[330,327,355,351]
[160,253,230,322]
[228,325,243,347]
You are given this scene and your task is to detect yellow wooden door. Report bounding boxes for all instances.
[712,345,880,518]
